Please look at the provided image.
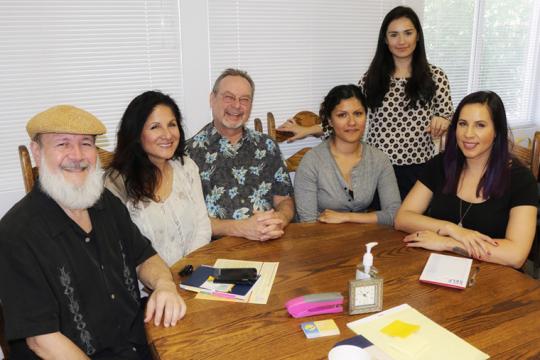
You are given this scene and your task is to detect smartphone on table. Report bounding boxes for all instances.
[213,268,258,285]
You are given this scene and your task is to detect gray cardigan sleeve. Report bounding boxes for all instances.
[372,153,401,226]
[294,149,320,222]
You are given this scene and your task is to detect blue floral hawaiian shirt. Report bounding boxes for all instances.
[186,122,293,220]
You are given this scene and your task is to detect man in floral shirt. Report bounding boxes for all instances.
[186,68,295,241]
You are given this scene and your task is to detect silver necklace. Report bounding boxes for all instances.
[458,199,473,227]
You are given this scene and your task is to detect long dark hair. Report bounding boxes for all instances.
[362,6,435,110]
[110,90,185,203]
[443,91,510,199]
[320,84,367,137]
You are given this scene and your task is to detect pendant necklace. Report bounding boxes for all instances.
[458,199,473,227]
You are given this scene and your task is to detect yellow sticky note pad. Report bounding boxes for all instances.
[316,319,339,332]
[381,320,420,338]
[301,319,340,338]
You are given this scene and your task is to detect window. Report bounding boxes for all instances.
[424,0,540,126]
[0,0,183,196]
[208,0,540,150]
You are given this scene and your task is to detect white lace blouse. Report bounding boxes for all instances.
[105,157,211,266]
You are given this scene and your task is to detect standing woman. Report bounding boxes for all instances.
[279,6,453,199]
[362,5,453,198]
[395,91,538,268]
[106,91,211,266]
[294,85,400,225]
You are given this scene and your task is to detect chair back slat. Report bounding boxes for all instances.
[254,118,263,133]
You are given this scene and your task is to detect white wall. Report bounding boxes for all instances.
[178,0,212,136]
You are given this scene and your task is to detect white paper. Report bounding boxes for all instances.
[195,259,279,304]
[419,253,472,289]
[347,304,489,360]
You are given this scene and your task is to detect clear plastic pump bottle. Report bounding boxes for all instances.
[356,242,378,280]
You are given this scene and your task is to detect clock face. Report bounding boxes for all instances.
[355,285,376,306]
[349,278,383,315]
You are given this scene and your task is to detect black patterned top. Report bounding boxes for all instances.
[360,64,454,166]
[0,186,155,358]
[185,122,293,220]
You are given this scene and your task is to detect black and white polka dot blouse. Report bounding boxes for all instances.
[360,64,453,166]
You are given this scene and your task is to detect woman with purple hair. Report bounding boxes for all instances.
[395,91,537,268]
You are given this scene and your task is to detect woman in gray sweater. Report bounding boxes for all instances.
[294,85,401,225]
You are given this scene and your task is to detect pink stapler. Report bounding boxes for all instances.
[285,292,343,318]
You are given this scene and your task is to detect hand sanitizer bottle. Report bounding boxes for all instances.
[356,242,378,280]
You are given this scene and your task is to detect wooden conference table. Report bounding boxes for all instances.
[146,223,540,360]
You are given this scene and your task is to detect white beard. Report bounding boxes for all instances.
[39,155,104,210]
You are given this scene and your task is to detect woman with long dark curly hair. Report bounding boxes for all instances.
[106,91,210,266]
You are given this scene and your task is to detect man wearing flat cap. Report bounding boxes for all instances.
[0,105,185,359]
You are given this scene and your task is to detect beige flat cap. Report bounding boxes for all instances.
[26,105,107,139]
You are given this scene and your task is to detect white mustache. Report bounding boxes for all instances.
[61,161,90,171]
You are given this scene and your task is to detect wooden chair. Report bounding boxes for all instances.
[266,111,320,143]
[18,145,114,193]
[511,131,540,180]
[265,111,321,172]
[18,145,38,193]
[254,117,263,133]
[512,131,540,278]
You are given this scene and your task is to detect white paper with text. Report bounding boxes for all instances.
[419,253,472,289]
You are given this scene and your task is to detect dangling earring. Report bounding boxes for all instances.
[322,117,333,136]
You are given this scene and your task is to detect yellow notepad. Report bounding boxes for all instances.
[347,304,489,360]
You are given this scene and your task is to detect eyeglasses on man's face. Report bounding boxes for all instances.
[219,92,252,107]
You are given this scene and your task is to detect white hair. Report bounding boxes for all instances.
[39,154,104,210]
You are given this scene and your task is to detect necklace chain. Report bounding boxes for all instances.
[458,199,473,227]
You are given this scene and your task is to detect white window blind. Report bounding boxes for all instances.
[423,0,475,108]
[207,0,421,158]
[208,0,540,158]
[475,0,539,125]
[424,0,540,126]
[0,0,183,194]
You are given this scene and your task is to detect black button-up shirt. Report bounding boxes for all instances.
[0,185,156,359]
